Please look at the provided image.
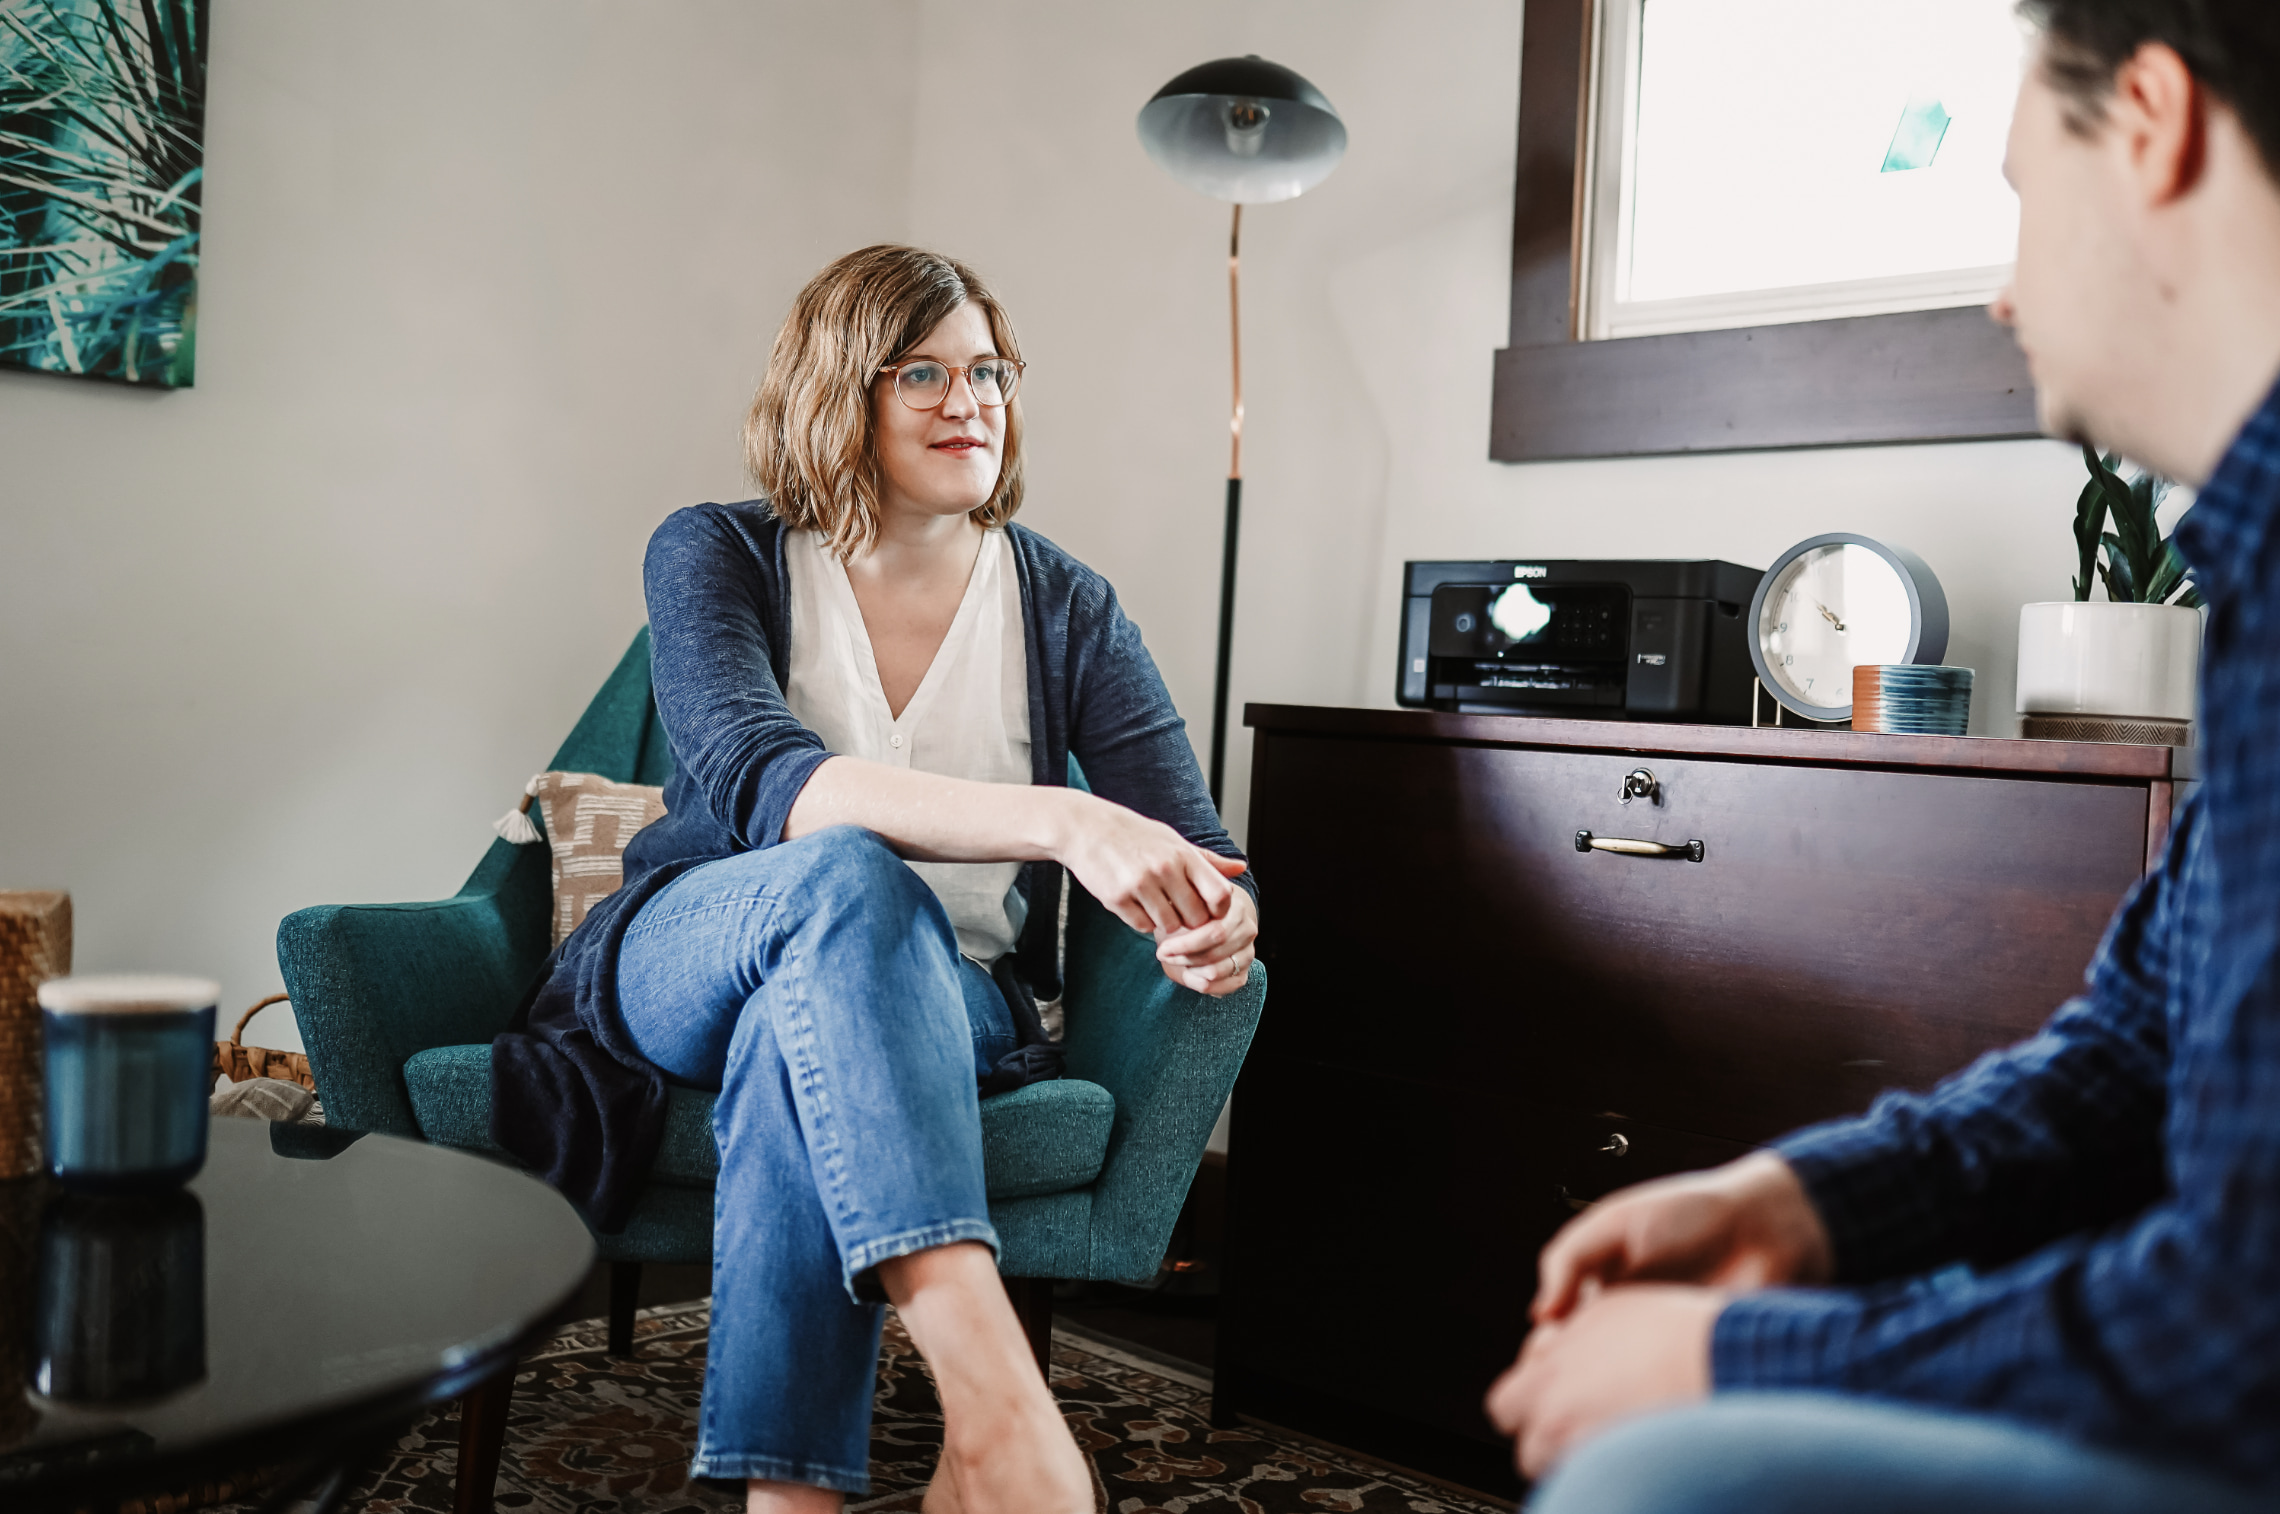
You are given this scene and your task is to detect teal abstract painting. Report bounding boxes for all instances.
[0,0,207,388]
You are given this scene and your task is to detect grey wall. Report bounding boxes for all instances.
[1,1,918,1041]
[2,0,2087,1050]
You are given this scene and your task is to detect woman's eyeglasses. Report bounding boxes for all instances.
[876,356,1025,411]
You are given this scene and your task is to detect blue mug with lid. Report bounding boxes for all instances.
[38,975,217,1190]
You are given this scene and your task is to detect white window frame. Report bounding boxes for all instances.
[1576,0,2015,342]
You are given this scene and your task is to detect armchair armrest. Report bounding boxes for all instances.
[1059,880,1267,1283]
[276,837,552,1138]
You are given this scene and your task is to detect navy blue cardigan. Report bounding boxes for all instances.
[491,501,1251,1230]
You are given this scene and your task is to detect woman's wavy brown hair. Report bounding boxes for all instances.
[745,245,1025,559]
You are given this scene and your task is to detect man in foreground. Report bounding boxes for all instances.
[1488,3,2280,1509]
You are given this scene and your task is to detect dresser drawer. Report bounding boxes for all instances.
[1224,710,2176,1486]
[1248,734,2149,1144]
[1221,1064,1752,1459]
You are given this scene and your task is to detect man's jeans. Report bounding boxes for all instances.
[1530,1394,2276,1514]
[617,826,1014,1494]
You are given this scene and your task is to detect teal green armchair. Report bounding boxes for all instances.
[275,629,1266,1367]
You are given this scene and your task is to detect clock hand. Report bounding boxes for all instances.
[1815,600,1848,632]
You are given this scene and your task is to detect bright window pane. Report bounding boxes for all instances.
[1622,0,2026,305]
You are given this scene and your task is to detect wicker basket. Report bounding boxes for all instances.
[213,994,317,1091]
[0,890,70,1181]
[0,1171,40,1446]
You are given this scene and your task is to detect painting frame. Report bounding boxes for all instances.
[1,0,210,389]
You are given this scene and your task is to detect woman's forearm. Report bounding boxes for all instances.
[790,754,1249,947]
[782,755,1080,863]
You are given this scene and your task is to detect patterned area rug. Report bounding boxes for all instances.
[291,1302,1509,1514]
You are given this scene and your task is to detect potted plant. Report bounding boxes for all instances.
[2016,448,2203,744]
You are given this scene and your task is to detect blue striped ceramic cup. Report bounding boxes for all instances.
[37,975,217,1190]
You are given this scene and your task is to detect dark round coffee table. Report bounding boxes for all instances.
[0,1117,594,1513]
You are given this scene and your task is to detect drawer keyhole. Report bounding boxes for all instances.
[1599,1133,1630,1156]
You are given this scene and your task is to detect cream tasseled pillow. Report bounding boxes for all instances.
[495,772,668,947]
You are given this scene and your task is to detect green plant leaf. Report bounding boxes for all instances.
[2098,532,2139,602]
[2073,447,2110,600]
[2144,539,2190,605]
[2088,451,2165,600]
[2123,480,2164,590]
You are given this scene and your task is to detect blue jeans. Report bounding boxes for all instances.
[1529,1394,2275,1514]
[617,826,1015,1494]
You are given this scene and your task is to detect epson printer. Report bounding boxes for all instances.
[1397,559,1765,723]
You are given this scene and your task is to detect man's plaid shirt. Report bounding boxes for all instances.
[1712,377,2280,1487]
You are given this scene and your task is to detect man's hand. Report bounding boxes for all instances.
[1485,1284,1722,1477]
[1532,1151,1833,1324]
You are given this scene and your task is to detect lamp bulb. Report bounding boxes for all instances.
[1223,97,1270,158]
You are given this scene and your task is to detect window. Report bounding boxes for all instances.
[1490,0,2039,460]
[1579,0,2028,340]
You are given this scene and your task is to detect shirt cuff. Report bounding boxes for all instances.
[1773,1117,1947,1284]
[1711,1286,1868,1390]
[757,746,839,847]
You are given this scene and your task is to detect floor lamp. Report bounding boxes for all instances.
[1137,56,1346,809]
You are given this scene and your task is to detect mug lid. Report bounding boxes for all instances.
[37,974,220,1014]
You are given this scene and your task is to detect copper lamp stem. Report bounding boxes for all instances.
[1229,202,1243,481]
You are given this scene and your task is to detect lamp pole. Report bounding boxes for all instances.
[1210,204,1243,808]
[1135,55,1344,816]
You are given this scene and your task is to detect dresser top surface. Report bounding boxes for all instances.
[1244,704,2196,781]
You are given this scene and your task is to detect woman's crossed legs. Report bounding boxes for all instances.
[617,826,1087,1513]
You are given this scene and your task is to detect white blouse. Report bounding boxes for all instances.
[782,527,1032,962]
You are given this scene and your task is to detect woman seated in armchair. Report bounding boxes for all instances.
[491,244,1257,1513]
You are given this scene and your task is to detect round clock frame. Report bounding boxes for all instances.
[1747,532,1950,724]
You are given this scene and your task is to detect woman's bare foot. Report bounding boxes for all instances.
[932,1388,1089,1513]
[879,1243,1092,1514]
[921,1462,963,1514]
[746,1477,842,1513]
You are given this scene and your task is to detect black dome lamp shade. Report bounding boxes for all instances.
[1137,55,1348,205]
[1136,56,1345,807]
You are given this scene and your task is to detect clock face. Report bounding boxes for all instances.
[1757,543,1917,710]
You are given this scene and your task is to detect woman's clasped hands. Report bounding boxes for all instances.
[1050,789,1256,996]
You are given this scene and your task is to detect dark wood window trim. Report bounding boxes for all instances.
[1493,0,2043,462]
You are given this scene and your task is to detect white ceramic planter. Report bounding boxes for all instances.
[2015,601,2200,720]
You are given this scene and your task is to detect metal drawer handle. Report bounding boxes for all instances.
[1575,830,1704,862]
[1599,1133,1629,1156]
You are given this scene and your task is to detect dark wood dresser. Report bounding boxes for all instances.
[1217,704,2193,1495]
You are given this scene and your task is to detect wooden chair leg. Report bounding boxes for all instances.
[453,1365,515,1514]
[608,1260,642,1357]
[1003,1274,1055,1378]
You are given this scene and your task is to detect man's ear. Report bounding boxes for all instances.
[2111,40,2207,205]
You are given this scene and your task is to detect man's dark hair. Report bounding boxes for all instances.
[2021,1,2280,177]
